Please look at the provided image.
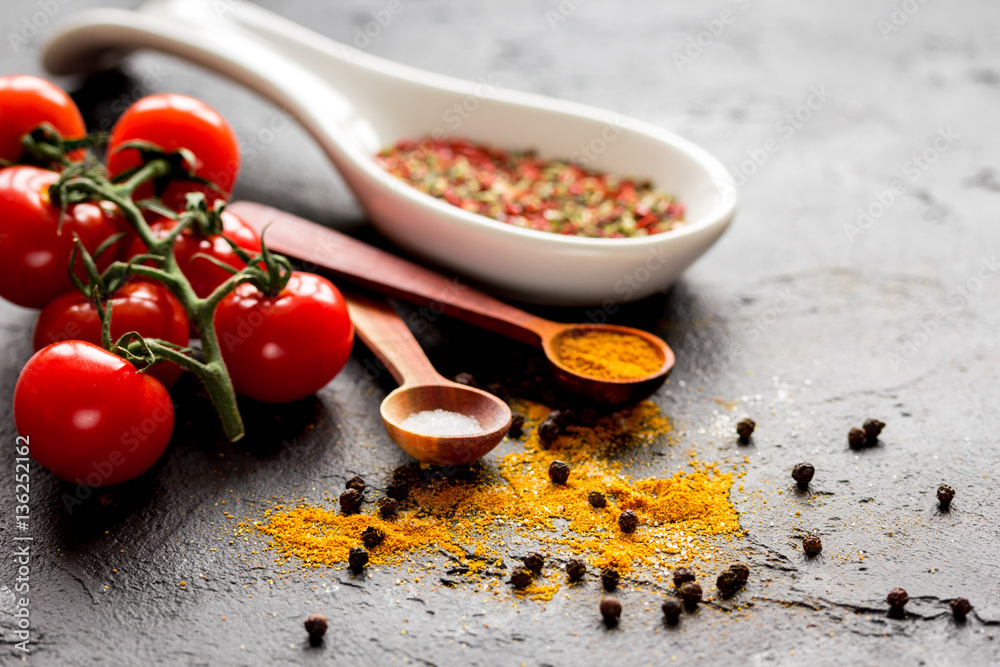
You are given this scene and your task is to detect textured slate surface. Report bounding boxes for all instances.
[1,0,998,664]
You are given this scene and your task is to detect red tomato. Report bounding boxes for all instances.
[124,210,261,298]
[214,272,354,403]
[0,166,124,309]
[33,281,190,387]
[14,340,174,486]
[0,75,86,163]
[107,94,240,199]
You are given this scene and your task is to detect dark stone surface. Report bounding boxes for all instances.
[2,0,999,664]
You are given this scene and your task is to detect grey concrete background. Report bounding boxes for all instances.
[0,0,998,665]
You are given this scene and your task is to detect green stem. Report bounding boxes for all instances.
[62,159,246,442]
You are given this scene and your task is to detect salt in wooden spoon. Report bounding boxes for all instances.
[346,292,511,465]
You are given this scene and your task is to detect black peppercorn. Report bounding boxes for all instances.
[678,581,702,609]
[848,427,867,449]
[661,598,683,625]
[736,418,755,442]
[950,598,973,621]
[523,552,545,574]
[548,460,570,485]
[385,478,410,502]
[345,475,366,493]
[601,567,620,591]
[886,587,909,611]
[348,546,369,572]
[588,490,607,508]
[339,488,362,514]
[937,484,955,510]
[566,559,586,583]
[486,382,505,398]
[618,510,638,533]
[717,568,739,597]
[538,419,560,446]
[508,413,525,439]
[378,497,399,519]
[599,597,622,627]
[304,613,327,645]
[454,372,478,388]
[361,526,385,549]
[791,463,815,490]
[729,562,750,586]
[510,566,532,589]
[672,567,696,588]
[548,409,575,429]
[863,418,885,444]
[803,533,822,556]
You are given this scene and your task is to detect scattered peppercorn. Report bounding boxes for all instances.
[601,567,620,591]
[588,490,607,508]
[599,597,622,627]
[729,562,750,586]
[548,460,570,485]
[508,413,525,439]
[486,382,505,397]
[348,546,369,572]
[548,409,575,429]
[339,488,362,514]
[566,559,586,583]
[791,462,815,490]
[378,497,399,519]
[454,372,478,388]
[510,566,532,589]
[803,533,822,556]
[523,552,545,574]
[385,478,410,502]
[678,581,702,609]
[937,484,955,510]
[886,587,909,612]
[848,427,867,449]
[618,509,639,533]
[736,418,755,442]
[345,475,366,493]
[304,613,327,645]
[661,598,683,625]
[717,569,740,597]
[950,598,973,621]
[863,418,885,444]
[672,567,696,588]
[538,418,560,446]
[361,526,385,549]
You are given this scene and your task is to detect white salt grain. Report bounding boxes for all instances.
[401,409,482,436]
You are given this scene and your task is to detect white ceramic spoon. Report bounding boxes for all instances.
[42,0,737,306]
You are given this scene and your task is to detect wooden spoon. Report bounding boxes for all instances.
[230,201,675,405]
[346,292,511,466]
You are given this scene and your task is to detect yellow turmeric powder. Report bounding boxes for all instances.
[554,330,663,380]
[247,400,742,601]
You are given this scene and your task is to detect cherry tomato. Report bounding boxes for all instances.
[124,210,261,298]
[0,166,124,309]
[33,280,190,387]
[214,272,354,403]
[14,340,174,486]
[0,75,86,163]
[107,94,240,199]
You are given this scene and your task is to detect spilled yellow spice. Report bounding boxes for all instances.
[251,400,741,600]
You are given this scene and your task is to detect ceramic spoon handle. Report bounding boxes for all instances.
[344,292,443,388]
[229,202,559,346]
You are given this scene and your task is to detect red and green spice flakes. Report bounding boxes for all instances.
[375,138,685,239]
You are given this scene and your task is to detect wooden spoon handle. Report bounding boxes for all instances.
[344,291,444,387]
[229,202,559,346]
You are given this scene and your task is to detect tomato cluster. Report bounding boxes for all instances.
[2,75,354,488]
